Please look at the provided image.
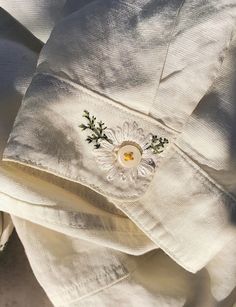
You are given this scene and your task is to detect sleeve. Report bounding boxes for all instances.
[1,1,236,306]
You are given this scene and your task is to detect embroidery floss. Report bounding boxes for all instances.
[79,110,169,183]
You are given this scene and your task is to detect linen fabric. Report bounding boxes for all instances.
[1,1,236,306]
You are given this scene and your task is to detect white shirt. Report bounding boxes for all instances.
[1,1,236,306]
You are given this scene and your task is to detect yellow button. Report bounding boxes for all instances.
[117,144,142,168]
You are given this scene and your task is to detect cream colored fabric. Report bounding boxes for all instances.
[0,8,43,250]
[0,213,14,251]
[0,0,89,43]
[1,1,236,306]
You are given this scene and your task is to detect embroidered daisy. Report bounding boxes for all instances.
[79,110,169,183]
[93,121,167,183]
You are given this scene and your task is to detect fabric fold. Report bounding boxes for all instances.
[2,0,236,275]
[1,5,236,307]
[0,8,42,252]
[0,213,14,251]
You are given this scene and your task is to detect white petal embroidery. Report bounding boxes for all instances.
[80,111,169,184]
[93,121,166,183]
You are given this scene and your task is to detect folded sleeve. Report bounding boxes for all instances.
[1,1,236,306]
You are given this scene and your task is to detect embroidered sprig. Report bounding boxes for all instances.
[79,110,169,154]
[79,110,113,149]
[79,110,170,182]
[146,136,169,154]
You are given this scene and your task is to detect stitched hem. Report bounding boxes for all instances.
[50,272,130,306]
[112,145,236,273]
[2,72,176,201]
[4,71,236,204]
[0,190,156,258]
[47,249,157,306]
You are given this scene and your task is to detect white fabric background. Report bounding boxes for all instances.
[1,1,236,306]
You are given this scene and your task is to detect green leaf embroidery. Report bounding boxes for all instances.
[79,110,113,149]
[79,110,169,153]
[146,136,169,154]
